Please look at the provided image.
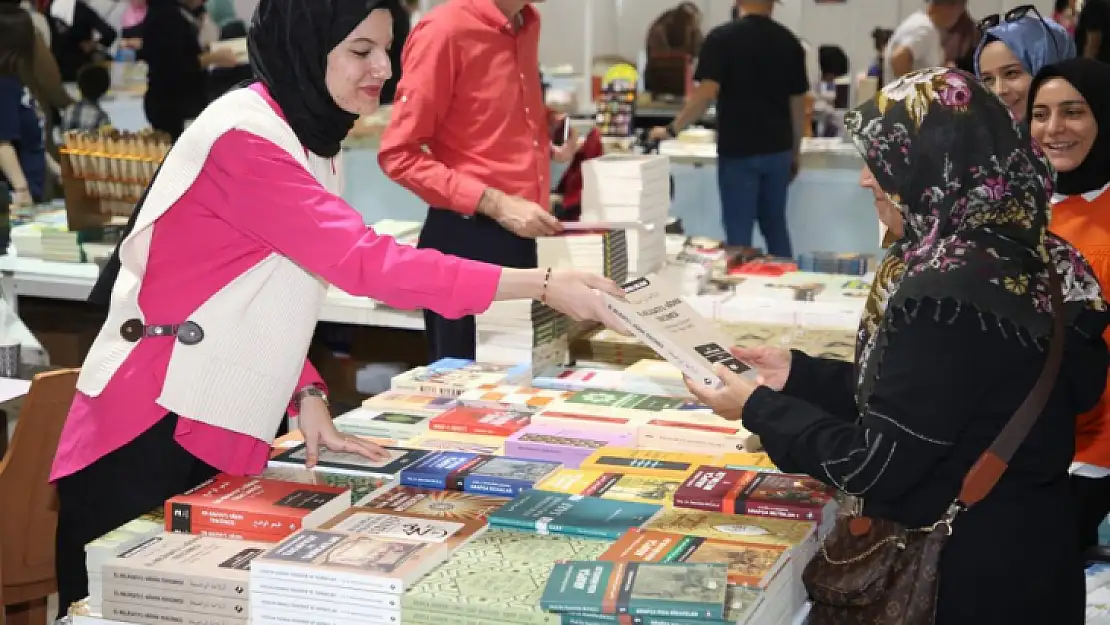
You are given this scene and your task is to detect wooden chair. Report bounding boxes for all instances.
[0,370,78,625]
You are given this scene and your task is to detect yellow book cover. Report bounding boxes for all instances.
[536,468,683,507]
[645,509,816,549]
[578,446,710,479]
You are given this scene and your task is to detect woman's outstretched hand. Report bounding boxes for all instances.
[542,269,631,334]
[297,396,392,468]
[729,345,793,391]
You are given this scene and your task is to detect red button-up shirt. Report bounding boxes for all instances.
[379,0,551,215]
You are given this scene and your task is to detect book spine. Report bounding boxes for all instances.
[736,500,816,522]
[400,470,449,490]
[401,597,546,624]
[250,578,400,610]
[671,493,725,514]
[539,601,604,615]
[548,522,623,541]
[102,583,249,619]
[250,562,403,596]
[487,514,541,534]
[101,565,248,601]
[462,475,530,498]
[101,601,246,625]
[430,422,511,437]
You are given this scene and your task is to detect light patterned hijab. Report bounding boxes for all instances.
[846,67,1105,407]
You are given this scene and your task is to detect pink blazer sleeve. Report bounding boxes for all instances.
[193,130,502,319]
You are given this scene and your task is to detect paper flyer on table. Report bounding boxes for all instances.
[603,275,751,389]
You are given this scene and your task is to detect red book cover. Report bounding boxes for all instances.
[165,474,351,541]
[674,467,835,523]
[429,406,532,437]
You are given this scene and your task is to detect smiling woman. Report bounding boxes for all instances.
[974,15,1074,122]
[1029,58,1110,557]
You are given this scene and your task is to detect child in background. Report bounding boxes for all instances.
[62,63,110,132]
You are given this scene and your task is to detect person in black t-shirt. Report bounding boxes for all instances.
[650,0,807,257]
[1077,0,1110,63]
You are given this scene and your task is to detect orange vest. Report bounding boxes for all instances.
[1052,189,1110,469]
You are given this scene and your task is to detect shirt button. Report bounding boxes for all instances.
[533,140,538,147]
[520,73,525,79]
[401,95,408,102]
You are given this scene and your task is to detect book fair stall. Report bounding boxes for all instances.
[7,2,1108,625]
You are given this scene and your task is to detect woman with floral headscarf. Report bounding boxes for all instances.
[687,68,1108,624]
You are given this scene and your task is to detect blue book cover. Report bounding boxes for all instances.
[488,491,662,540]
[399,451,481,490]
[399,451,560,497]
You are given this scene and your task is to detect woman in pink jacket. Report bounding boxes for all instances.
[51,0,626,617]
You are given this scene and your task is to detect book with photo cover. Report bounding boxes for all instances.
[268,444,429,478]
[603,274,751,388]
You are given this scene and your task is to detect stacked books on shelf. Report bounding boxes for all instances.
[581,155,670,275]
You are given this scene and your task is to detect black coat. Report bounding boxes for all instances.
[745,298,1108,624]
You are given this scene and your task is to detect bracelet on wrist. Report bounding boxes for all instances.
[293,385,328,411]
[540,267,553,305]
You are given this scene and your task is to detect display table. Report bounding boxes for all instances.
[0,253,423,331]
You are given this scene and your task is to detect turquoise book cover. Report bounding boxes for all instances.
[487,491,661,540]
[540,561,728,620]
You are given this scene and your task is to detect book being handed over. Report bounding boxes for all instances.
[603,274,750,388]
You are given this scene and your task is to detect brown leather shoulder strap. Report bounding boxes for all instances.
[958,269,1066,508]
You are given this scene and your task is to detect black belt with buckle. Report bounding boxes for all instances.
[120,318,205,345]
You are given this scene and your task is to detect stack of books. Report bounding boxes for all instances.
[537,229,629,284]
[98,533,262,625]
[250,508,487,625]
[473,300,571,374]
[581,155,671,275]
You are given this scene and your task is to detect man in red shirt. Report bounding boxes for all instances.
[380,0,570,361]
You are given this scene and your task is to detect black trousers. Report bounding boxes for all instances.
[54,413,218,619]
[417,208,537,362]
[1073,473,1110,554]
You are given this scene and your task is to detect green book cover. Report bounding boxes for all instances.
[566,390,686,412]
[488,491,662,540]
[402,530,611,625]
[540,561,728,620]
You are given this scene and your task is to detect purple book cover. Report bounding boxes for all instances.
[504,425,633,469]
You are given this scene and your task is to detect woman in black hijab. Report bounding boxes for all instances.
[55,1,625,618]
[1029,58,1110,557]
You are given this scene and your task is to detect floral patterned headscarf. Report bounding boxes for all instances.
[846,67,1105,407]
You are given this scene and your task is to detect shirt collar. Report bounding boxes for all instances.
[1051,182,1110,205]
[466,0,539,33]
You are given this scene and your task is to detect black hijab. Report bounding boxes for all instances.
[1029,58,1110,196]
[249,0,393,158]
[88,0,394,306]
